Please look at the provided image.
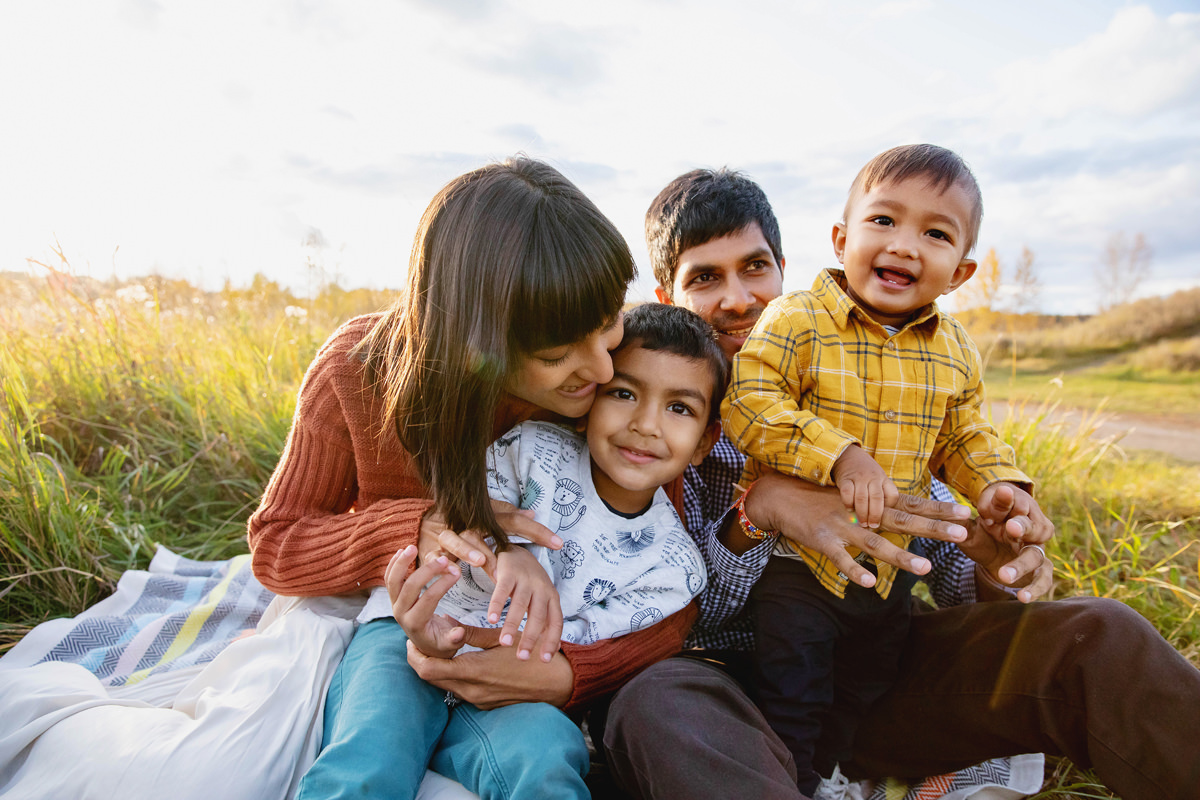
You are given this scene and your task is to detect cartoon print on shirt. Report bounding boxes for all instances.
[616,525,655,555]
[583,578,617,607]
[630,607,664,631]
[521,478,544,511]
[553,477,587,531]
[556,539,585,580]
[493,429,520,458]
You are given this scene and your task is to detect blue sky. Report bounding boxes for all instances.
[2,0,1198,313]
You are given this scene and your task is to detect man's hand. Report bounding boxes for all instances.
[740,470,971,588]
[406,629,574,710]
[976,482,1054,546]
[831,444,899,529]
[418,500,563,572]
[957,517,1053,603]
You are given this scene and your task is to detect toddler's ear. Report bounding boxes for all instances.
[831,222,848,263]
[690,420,723,466]
[943,258,978,294]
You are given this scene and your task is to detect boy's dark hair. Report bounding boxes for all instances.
[614,303,730,424]
[645,168,783,295]
[846,144,984,254]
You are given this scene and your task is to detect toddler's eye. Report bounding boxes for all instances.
[869,215,893,226]
[927,229,951,242]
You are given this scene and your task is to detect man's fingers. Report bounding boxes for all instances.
[854,528,932,576]
[882,503,969,543]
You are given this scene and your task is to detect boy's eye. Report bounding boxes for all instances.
[868,215,893,226]
[667,401,696,416]
[607,387,635,400]
[927,229,951,242]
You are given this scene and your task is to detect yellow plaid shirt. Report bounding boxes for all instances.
[722,268,1031,599]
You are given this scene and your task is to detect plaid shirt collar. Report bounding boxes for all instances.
[812,267,943,337]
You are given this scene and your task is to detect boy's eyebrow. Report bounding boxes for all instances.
[611,368,709,406]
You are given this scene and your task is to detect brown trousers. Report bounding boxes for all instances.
[602,596,1200,800]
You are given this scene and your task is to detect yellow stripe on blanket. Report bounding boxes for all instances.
[125,554,252,685]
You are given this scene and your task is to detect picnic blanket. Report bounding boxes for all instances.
[0,548,1041,800]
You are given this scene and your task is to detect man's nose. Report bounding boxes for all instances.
[718,277,755,314]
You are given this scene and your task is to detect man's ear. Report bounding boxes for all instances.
[831,223,847,264]
[777,256,786,278]
[943,258,978,294]
[654,285,674,305]
[690,420,722,466]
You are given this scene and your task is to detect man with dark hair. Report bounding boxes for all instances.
[598,166,1200,800]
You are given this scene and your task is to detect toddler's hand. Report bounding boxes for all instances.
[489,547,564,664]
[975,482,1054,546]
[831,444,898,528]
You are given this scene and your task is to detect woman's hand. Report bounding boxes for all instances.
[490,547,565,663]
[418,501,563,572]
[385,545,466,659]
[406,627,574,710]
[740,470,972,588]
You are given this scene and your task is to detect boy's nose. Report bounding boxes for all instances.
[888,230,920,259]
[629,408,660,437]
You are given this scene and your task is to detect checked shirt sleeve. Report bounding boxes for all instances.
[929,323,1032,502]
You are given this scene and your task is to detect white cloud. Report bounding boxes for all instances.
[995,6,1200,120]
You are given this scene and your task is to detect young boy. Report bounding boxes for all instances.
[439,301,727,646]
[371,303,729,799]
[721,144,1046,796]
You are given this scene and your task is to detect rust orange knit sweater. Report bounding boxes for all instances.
[248,314,695,708]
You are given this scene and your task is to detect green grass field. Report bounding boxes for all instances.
[2,269,1198,799]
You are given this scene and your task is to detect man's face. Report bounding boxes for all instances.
[655,223,784,360]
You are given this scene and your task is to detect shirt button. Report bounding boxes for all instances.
[886,340,897,350]
[884,410,897,421]
[811,468,822,479]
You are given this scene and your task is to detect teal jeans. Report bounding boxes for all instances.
[296,619,589,800]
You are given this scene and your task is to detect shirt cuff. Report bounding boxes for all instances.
[711,507,776,571]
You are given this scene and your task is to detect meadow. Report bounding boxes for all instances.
[2,267,1198,799]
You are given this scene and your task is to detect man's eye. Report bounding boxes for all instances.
[692,273,718,284]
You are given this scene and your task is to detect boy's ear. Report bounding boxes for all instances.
[831,223,847,264]
[654,285,674,305]
[943,258,978,295]
[690,420,722,467]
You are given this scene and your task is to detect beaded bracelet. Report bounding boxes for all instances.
[733,481,778,540]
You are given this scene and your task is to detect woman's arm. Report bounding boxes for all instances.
[248,317,433,596]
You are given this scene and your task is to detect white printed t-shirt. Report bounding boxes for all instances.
[437,420,708,645]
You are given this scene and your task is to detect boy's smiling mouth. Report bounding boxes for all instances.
[874,266,916,287]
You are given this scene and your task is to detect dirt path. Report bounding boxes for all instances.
[988,402,1200,464]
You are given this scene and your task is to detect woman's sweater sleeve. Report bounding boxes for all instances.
[559,601,698,709]
[247,317,434,597]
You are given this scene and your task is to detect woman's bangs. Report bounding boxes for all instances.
[513,212,634,354]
